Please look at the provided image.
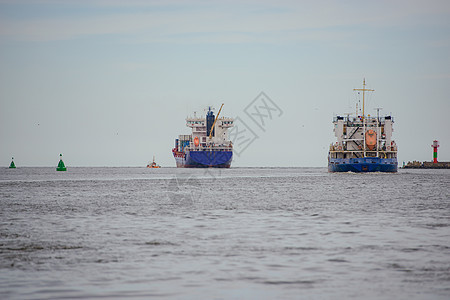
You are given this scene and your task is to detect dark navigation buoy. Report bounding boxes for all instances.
[56,154,67,171]
[9,157,16,169]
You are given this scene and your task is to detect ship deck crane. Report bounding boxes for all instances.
[209,103,224,139]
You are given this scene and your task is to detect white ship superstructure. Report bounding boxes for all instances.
[328,79,398,172]
[173,105,234,168]
[329,114,397,159]
[185,113,234,150]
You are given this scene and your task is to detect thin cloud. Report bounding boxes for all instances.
[0,0,449,43]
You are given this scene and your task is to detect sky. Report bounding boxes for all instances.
[1,0,449,167]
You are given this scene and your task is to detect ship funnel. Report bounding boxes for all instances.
[206,108,215,138]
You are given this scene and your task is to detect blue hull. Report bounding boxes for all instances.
[174,150,232,168]
[328,157,397,172]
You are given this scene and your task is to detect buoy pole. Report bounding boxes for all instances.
[431,140,439,163]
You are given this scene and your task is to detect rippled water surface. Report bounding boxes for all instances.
[0,167,449,299]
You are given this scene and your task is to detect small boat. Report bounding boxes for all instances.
[147,156,161,168]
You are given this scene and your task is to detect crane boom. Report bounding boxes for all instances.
[208,103,224,139]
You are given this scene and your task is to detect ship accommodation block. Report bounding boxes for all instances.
[330,115,397,159]
[177,116,234,152]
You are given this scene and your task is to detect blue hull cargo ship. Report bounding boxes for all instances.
[172,104,234,168]
[328,79,398,173]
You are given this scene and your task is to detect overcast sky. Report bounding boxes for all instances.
[1,0,449,167]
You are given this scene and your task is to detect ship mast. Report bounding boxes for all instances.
[353,78,374,158]
[353,78,374,119]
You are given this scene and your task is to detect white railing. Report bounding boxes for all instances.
[185,145,233,152]
[329,150,397,153]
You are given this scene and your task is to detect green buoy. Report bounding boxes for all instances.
[9,157,16,169]
[56,154,67,171]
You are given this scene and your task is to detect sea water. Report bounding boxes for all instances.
[0,167,449,299]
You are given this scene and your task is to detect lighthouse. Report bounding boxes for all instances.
[431,140,439,163]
